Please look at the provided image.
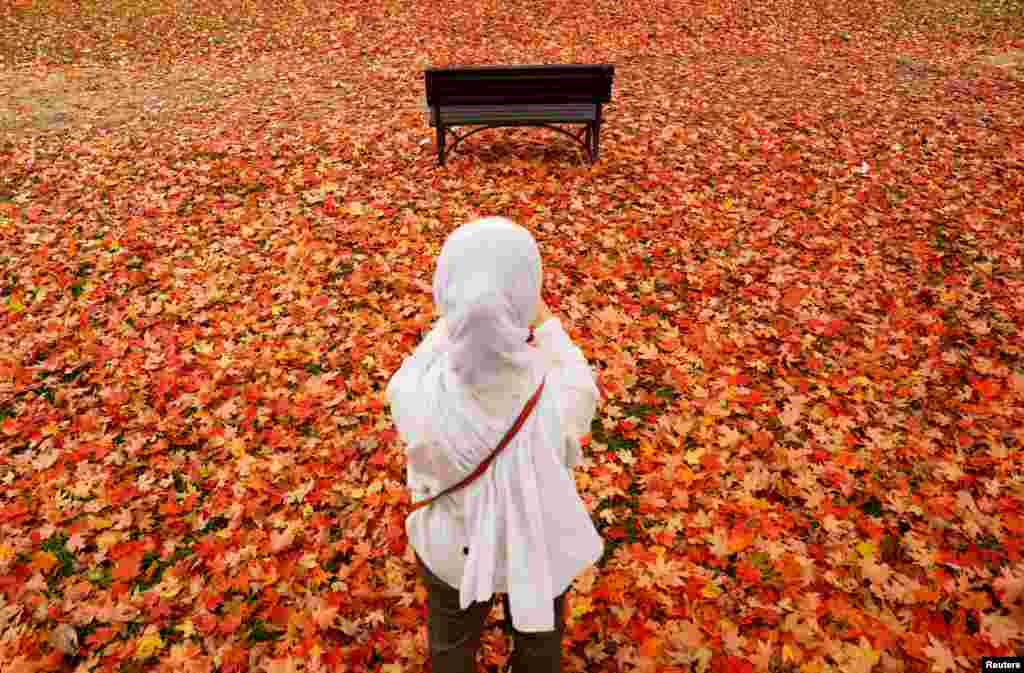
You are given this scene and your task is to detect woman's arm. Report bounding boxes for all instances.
[530,311,599,470]
[386,318,452,479]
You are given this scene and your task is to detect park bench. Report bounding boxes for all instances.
[424,64,615,166]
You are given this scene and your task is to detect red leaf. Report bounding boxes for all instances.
[724,656,755,673]
[735,559,762,585]
[605,526,627,540]
[112,552,144,582]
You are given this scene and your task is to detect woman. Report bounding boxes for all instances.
[386,216,604,673]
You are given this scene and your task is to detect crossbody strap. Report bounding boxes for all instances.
[409,377,546,513]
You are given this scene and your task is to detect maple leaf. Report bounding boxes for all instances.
[270,530,295,553]
[265,658,299,673]
[32,551,60,575]
[980,613,1023,648]
[134,626,165,660]
[735,559,761,585]
[781,287,810,311]
[312,603,339,630]
[994,567,1024,605]
[923,636,963,673]
[718,425,742,448]
[112,552,144,582]
[749,640,774,672]
[779,395,807,428]
[670,619,705,651]
[166,643,206,672]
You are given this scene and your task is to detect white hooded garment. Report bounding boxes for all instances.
[386,216,603,633]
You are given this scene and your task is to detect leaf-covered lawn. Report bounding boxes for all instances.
[1,0,1023,671]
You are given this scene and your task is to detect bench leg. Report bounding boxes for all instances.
[590,121,600,162]
[437,125,446,166]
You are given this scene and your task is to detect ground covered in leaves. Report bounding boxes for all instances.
[2,0,1024,672]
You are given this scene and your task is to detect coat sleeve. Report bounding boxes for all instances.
[385,319,453,483]
[531,318,599,470]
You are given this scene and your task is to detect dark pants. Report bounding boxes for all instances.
[415,553,566,673]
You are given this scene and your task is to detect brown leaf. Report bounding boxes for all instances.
[48,624,79,656]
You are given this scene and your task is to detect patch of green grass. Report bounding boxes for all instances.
[861,496,884,517]
[87,563,113,589]
[620,402,660,419]
[41,532,77,578]
[246,618,282,643]
[200,514,229,535]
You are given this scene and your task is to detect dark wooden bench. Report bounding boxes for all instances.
[424,64,615,165]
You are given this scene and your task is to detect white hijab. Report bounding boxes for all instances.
[433,216,542,385]
[389,216,602,632]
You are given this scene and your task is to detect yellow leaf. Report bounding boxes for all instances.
[685,447,706,466]
[722,197,733,211]
[856,541,877,560]
[96,531,121,551]
[7,298,25,313]
[159,578,182,599]
[783,644,797,663]
[850,375,871,387]
[693,647,713,673]
[571,596,593,619]
[800,658,824,673]
[349,201,366,216]
[673,465,696,484]
[176,619,195,638]
[701,582,723,599]
[134,629,164,660]
[854,641,882,668]
[92,516,113,530]
[228,437,246,457]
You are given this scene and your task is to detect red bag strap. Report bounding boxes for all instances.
[409,377,546,513]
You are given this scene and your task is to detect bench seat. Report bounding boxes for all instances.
[429,104,598,127]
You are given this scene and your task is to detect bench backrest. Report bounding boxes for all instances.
[425,64,614,107]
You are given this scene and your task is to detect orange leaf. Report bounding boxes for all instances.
[639,636,663,659]
[729,530,754,553]
[781,287,810,311]
[973,378,999,400]
[112,552,143,582]
[32,551,60,574]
